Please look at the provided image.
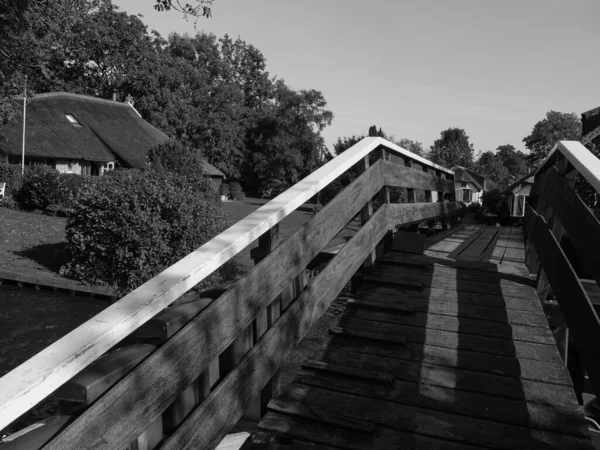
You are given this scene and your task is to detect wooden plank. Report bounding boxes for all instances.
[42,166,387,450]
[447,226,487,259]
[302,360,394,384]
[259,412,482,450]
[381,160,455,192]
[351,295,548,327]
[5,136,436,430]
[386,202,459,229]
[343,308,555,344]
[530,211,600,397]
[328,325,407,345]
[311,334,572,386]
[154,206,392,450]
[337,317,560,361]
[294,372,589,439]
[267,401,375,433]
[273,384,592,450]
[360,284,543,313]
[376,262,534,288]
[365,270,536,300]
[316,349,579,408]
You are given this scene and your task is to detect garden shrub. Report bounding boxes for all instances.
[227,182,244,199]
[467,202,481,212]
[18,164,68,211]
[60,169,233,295]
[0,163,23,201]
[147,139,205,182]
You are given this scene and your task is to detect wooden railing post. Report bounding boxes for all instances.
[438,172,448,229]
[360,155,376,272]
[380,149,393,250]
[405,159,416,204]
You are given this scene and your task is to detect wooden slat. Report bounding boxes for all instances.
[381,160,454,192]
[317,349,579,408]
[157,205,392,450]
[42,165,386,450]
[386,202,459,229]
[352,295,548,327]
[360,283,542,312]
[446,226,487,259]
[344,308,554,344]
[337,316,559,361]
[366,269,536,300]
[293,373,590,439]
[272,384,591,450]
[328,325,407,345]
[311,335,571,386]
[259,411,482,450]
[529,209,600,397]
[302,360,394,384]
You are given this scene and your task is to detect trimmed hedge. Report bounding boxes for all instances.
[61,169,233,294]
[18,164,69,210]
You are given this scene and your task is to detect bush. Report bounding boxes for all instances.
[467,202,481,212]
[18,164,69,211]
[0,163,23,200]
[60,169,233,295]
[482,190,503,210]
[147,139,205,182]
[227,182,244,200]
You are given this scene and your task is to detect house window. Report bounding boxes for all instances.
[65,114,82,128]
[462,189,471,202]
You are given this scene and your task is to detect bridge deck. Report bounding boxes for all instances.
[248,225,594,449]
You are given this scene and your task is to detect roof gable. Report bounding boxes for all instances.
[453,166,485,191]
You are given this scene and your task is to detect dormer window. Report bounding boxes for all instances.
[65,114,82,128]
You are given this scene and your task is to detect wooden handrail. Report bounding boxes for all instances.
[0,137,453,433]
[535,140,600,193]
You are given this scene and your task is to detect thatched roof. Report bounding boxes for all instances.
[503,172,534,195]
[453,166,486,191]
[0,92,225,177]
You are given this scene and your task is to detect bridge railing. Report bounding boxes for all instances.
[524,140,600,412]
[0,137,457,449]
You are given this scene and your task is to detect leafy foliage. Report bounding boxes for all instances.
[0,163,24,199]
[395,138,425,156]
[18,164,70,210]
[1,2,333,195]
[147,139,205,182]
[61,169,231,294]
[523,111,582,164]
[428,128,474,168]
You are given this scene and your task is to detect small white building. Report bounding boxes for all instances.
[503,173,534,217]
[452,166,486,205]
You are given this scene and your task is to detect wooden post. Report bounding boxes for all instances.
[439,172,448,230]
[360,155,376,272]
[405,159,416,204]
[379,149,393,250]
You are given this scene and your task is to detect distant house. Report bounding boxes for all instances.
[452,166,486,204]
[582,106,600,147]
[503,173,534,217]
[0,92,225,186]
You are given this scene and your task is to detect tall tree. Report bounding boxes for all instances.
[475,151,509,191]
[428,127,474,168]
[395,138,424,156]
[523,111,582,164]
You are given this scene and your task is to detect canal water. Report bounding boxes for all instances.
[0,284,108,434]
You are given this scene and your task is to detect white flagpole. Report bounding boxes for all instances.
[21,77,27,175]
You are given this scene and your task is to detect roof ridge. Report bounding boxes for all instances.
[26,92,131,108]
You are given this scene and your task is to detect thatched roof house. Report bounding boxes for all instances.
[0,92,225,183]
[452,166,487,204]
[503,172,534,217]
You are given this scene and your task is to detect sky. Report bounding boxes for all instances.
[112,0,600,155]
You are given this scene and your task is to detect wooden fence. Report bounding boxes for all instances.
[0,137,457,449]
[523,140,600,415]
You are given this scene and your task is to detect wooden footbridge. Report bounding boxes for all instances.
[1,138,600,449]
